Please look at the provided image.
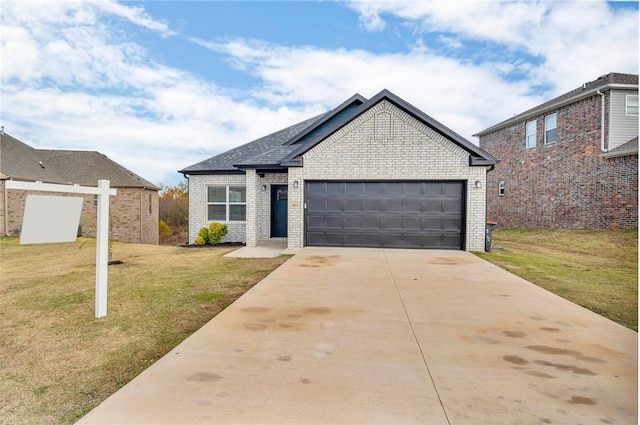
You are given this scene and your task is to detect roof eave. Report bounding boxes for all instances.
[233,163,287,171]
[179,169,244,176]
[601,149,639,159]
[475,81,639,137]
[469,156,499,166]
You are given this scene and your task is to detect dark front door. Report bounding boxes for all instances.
[271,185,288,237]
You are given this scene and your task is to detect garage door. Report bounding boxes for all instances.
[305,181,465,249]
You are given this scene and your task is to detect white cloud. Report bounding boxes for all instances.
[203,37,542,142]
[1,0,318,185]
[345,0,638,94]
[1,0,637,187]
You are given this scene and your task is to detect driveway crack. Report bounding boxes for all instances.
[383,250,451,425]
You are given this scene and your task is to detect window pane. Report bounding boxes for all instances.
[545,113,557,129]
[207,186,226,202]
[627,95,639,116]
[545,114,557,144]
[208,205,226,221]
[526,120,536,148]
[229,205,246,221]
[546,128,557,144]
[229,187,246,202]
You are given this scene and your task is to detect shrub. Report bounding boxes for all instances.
[158,220,172,238]
[197,227,210,245]
[207,222,228,245]
[194,222,228,246]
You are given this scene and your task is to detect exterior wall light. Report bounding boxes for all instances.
[475,180,482,189]
[292,180,299,188]
[260,184,267,192]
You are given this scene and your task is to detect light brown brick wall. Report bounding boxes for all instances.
[1,182,158,244]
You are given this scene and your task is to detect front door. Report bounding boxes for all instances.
[271,185,288,237]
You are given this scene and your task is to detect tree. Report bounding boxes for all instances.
[158,181,188,243]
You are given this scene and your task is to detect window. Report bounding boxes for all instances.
[525,120,536,149]
[93,195,98,207]
[498,181,505,196]
[544,113,557,144]
[149,194,152,214]
[626,95,639,116]
[207,186,246,221]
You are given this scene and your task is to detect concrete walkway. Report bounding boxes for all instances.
[77,248,637,425]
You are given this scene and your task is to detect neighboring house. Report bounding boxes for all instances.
[475,72,638,229]
[0,133,160,244]
[180,89,497,251]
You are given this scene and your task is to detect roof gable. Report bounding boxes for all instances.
[281,89,497,166]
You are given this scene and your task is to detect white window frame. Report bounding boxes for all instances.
[206,185,246,222]
[544,113,557,145]
[498,181,505,196]
[626,95,639,116]
[525,120,536,149]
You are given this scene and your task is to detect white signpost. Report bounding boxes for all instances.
[6,180,117,318]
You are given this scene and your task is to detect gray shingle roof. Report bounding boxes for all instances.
[602,137,639,158]
[36,150,160,189]
[1,134,67,183]
[0,133,159,190]
[475,73,639,136]
[179,114,325,173]
[180,89,498,175]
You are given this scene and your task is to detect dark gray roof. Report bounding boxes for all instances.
[180,89,497,175]
[1,134,67,183]
[602,137,638,158]
[0,133,159,190]
[36,150,160,189]
[179,114,325,173]
[475,73,639,136]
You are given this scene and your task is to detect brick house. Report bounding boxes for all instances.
[180,89,497,251]
[475,73,638,229]
[0,133,160,244]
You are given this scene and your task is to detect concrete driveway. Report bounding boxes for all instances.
[77,248,637,425]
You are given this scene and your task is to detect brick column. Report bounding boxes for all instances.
[245,170,258,247]
[287,168,304,249]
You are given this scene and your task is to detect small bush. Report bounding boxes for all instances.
[194,222,228,246]
[158,220,172,238]
[197,227,210,245]
[207,222,228,245]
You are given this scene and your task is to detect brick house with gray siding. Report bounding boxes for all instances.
[180,90,497,251]
[0,133,160,244]
[475,73,638,229]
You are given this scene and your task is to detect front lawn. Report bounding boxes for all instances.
[476,229,638,331]
[0,237,290,425]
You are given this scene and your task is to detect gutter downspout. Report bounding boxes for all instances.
[597,90,607,152]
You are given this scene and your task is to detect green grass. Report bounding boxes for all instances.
[0,237,290,425]
[476,229,638,331]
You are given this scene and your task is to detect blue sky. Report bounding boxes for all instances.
[2,1,638,186]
